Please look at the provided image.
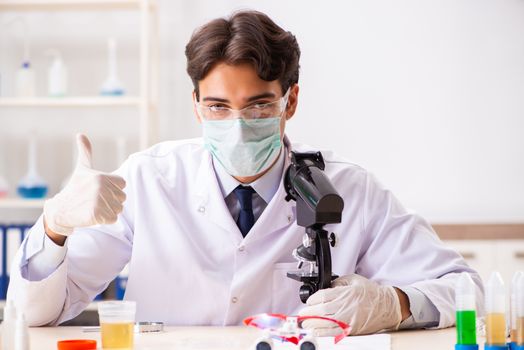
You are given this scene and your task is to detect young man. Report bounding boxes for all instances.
[8,11,483,335]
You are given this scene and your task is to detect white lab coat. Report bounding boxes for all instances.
[7,137,484,327]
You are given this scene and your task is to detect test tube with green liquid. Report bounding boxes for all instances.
[455,272,478,350]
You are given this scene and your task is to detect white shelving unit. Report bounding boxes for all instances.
[0,198,44,209]
[0,0,159,211]
[0,0,151,11]
[0,96,142,107]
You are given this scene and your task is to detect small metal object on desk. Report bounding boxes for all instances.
[82,322,164,333]
[81,326,100,333]
[135,321,164,333]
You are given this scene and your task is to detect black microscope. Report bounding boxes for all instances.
[284,151,345,303]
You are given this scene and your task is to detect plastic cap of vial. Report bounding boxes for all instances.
[57,340,97,350]
[511,271,524,327]
[456,272,476,311]
[485,271,506,313]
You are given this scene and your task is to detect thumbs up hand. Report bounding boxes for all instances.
[44,134,127,236]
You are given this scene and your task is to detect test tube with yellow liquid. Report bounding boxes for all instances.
[510,272,524,350]
[516,274,524,350]
[98,301,136,349]
[485,272,509,350]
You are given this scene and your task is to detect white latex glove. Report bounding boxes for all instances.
[299,274,402,336]
[43,134,126,236]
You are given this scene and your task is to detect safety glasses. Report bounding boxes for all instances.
[243,313,350,344]
[195,89,290,121]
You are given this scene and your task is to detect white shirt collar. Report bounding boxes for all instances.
[213,146,286,204]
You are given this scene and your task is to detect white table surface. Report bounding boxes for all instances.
[25,326,471,350]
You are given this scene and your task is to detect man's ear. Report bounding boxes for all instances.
[285,84,300,121]
[192,90,202,124]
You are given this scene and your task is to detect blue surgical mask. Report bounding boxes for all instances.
[203,117,282,177]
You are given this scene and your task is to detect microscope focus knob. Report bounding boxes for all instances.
[329,232,337,247]
[299,284,315,303]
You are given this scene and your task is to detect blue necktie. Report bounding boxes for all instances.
[233,185,255,237]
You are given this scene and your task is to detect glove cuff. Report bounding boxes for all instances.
[43,198,74,237]
[385,285,403,331]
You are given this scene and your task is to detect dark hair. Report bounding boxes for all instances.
[185,10,301,101]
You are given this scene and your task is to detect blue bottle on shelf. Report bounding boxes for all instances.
[17,137,48,199]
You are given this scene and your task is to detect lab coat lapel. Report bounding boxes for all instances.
[243,142,297,244]
[194,151,244,244]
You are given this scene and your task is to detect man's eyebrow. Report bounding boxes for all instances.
[246,92,276,102]
[201,92,277,103]
[202,96,229,103]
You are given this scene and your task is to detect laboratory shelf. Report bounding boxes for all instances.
[0,0,159,150]
[0,198,45,209]
[0,0,153,12]
[0,97,141,108]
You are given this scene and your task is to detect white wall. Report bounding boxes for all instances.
[1,0,523,223]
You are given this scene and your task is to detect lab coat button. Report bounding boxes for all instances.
[231,297,238,303]
[198,206,205,213]
[287,214,293,223]
[238,246,245,252]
